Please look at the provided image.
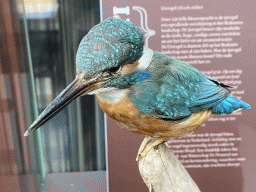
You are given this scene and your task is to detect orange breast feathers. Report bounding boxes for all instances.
[96,94,212,137]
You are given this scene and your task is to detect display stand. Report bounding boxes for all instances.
[138,137,200,192]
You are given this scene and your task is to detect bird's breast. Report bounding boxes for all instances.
[96,92,212,137]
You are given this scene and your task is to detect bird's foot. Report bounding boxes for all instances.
[136,136,167,162]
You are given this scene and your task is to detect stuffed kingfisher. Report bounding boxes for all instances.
[24,17,250,161]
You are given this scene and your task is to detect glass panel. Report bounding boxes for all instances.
[0,0,105,190]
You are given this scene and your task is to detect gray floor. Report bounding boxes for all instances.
[41,171,107,192]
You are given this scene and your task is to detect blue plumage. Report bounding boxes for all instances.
[76,17,250,122]
[212,95,251,114]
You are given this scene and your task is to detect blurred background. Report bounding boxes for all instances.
[0,0,106,191]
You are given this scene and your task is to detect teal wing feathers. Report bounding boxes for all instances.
[129,51,231,121]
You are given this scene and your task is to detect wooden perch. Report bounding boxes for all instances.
[137,140,201,192]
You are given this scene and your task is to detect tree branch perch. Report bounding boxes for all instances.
[138,140,201,192]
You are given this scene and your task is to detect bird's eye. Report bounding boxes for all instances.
[108,65,121,73]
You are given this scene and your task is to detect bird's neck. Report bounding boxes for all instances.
[136,46,154,70]
[96,46,154,104]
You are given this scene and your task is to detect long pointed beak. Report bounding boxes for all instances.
[24,74,102,136]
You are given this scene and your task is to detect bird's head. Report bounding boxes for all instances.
[24,17,149,136]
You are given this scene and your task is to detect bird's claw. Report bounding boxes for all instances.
[136,136,167,162]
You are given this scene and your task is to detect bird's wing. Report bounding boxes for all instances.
[129,51,230,122]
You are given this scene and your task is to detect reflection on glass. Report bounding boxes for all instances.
[25,0,105,173]
[24,0,59,19]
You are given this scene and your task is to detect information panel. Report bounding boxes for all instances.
[101,0,255,191]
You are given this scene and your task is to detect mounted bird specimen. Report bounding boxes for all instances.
[24,17,250,160]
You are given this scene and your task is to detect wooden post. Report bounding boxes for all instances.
[138,141,201,192]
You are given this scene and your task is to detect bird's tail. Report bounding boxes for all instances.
[212,94,251,114]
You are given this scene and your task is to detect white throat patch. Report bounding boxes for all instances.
[137,46,153,70]
[95,88,129,104]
